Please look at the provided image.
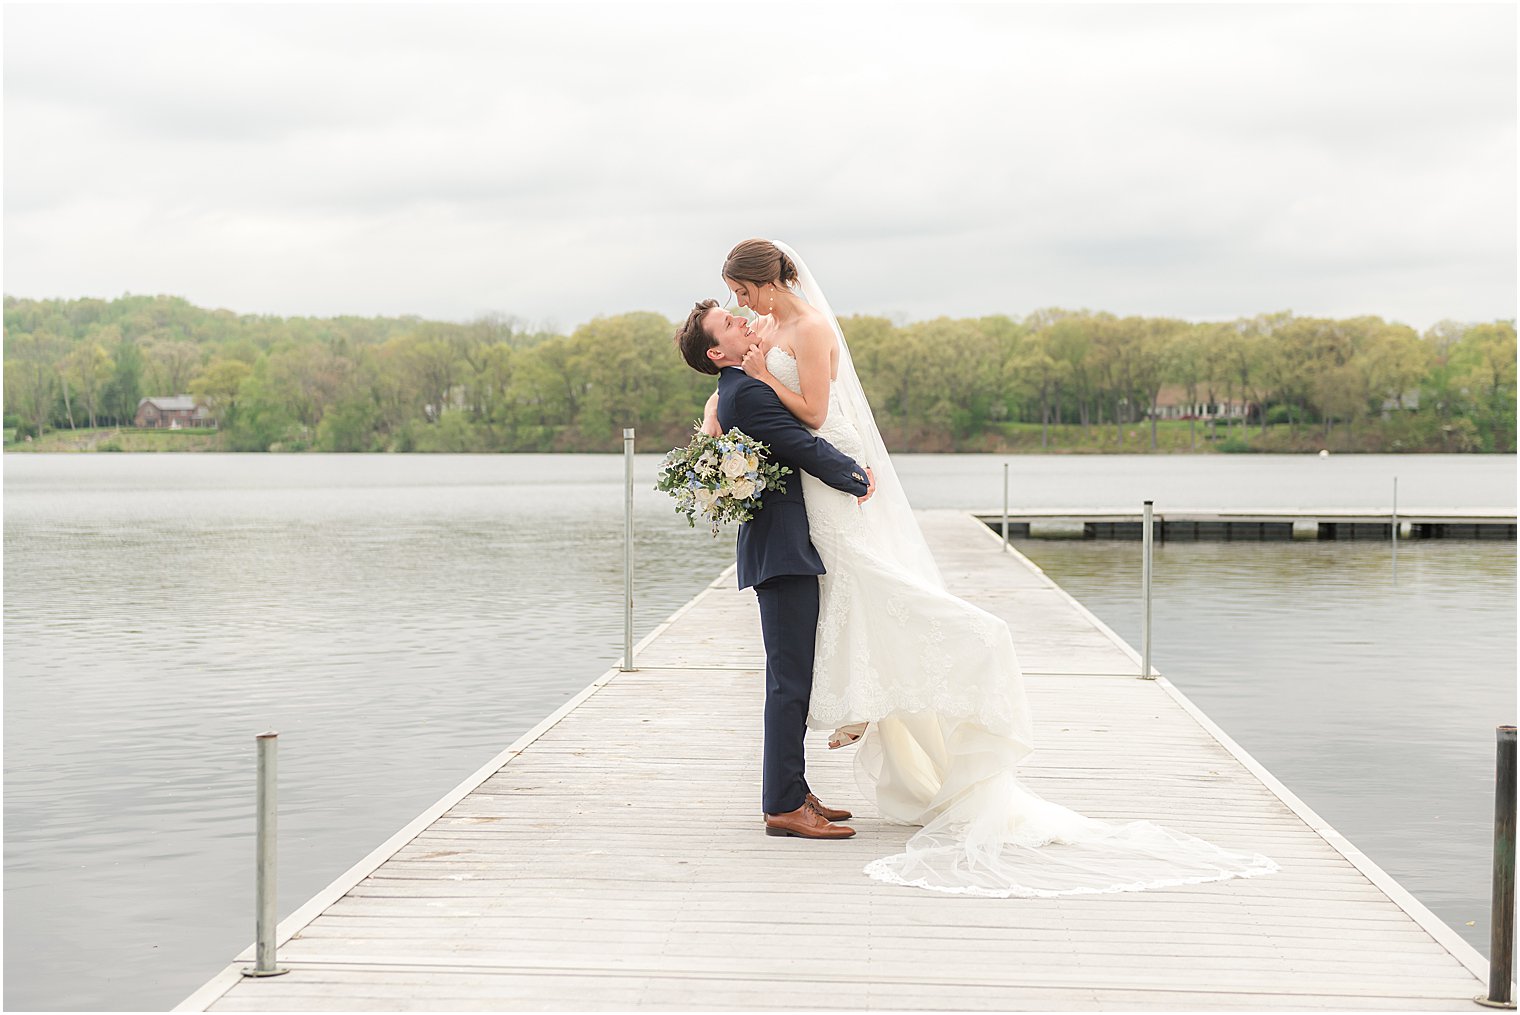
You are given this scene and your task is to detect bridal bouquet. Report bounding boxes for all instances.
[655,426,791,536]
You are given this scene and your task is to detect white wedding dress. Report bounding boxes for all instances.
[765,342,1281,897]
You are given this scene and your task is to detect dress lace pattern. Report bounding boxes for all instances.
[768,348,1022,735]
[766,345,1280,898]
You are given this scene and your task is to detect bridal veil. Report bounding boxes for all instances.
[768,239,1280,897]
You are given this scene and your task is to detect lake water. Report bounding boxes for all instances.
[3,452,1515,1011]
[1011,537,1515,956]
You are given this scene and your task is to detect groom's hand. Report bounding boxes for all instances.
[857,466,876,504]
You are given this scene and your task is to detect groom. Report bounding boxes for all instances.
[676,299,874,840]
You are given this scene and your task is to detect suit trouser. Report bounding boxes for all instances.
[753,573,818,815]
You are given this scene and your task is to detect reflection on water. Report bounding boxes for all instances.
[3,452,1515,1010]
[1012,536,1516,962]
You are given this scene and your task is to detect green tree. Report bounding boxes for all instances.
[1449,322,1518,452]
[1041,312,1091,428]
[564,312,702,448]
[2,293,1513,454]
[505,340,576,437]
[317,396,382,452]
[224,361,298,451]
[1225,312,1290,435]
[469,343,515,424]
[190,359,254,430]
[262,343,352,428]
[1010,325,1068,448]
[403,337,460,423]
[1360,321,1431,413]
[1135,317,1186,450]
[5,332,61,437]
[63,340,114,428]
[145,339,205,396]
[101,339,145,425]
[1260,317,1322,434]
[838,315,899,414]
[1163,323,1210,448]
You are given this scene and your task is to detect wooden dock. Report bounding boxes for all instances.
[971,507,1517,541]
[177,510,1496,1012]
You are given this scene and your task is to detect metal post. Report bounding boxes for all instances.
[621,428,636,672]
[1477,725,1517,1008]
[1001,463,1010,552]
[1141,501,1155,679]
[243,732,287,977]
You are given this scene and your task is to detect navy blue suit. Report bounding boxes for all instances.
[715,366,869,815]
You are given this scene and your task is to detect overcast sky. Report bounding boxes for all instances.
[4,2,1515,333]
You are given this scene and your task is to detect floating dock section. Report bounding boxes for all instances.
[974,508,1517,540]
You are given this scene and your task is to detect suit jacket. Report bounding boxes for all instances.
[715,366,870,590]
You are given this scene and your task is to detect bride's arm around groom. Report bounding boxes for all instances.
[718,369,875,506]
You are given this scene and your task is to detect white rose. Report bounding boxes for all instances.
[730,478,756,500]
[694,487,717,508]
[722,452,748,479]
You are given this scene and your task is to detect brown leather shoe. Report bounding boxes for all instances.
[765,801,856,839]
[806,793,852,822]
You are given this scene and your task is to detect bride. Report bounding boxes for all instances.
[699,238,1280,897]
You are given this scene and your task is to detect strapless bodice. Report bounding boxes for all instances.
[764,345,844,408]
[764,345,858,458]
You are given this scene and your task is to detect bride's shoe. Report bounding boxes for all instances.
[828,722,867,750]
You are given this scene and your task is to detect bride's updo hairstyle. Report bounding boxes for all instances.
[722,239,798,290]
[675,299,722,375]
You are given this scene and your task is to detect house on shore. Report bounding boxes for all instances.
[135,396,216,429]
[1379,389,1421,417]
[1150,383,1260,422]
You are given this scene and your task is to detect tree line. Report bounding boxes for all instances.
[3,294,1514,453]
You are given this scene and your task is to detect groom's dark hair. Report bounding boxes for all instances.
[676,299,722,375]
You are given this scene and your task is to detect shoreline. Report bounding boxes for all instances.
[8,417,1508,457]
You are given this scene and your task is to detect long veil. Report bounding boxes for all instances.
[769,240,945,590]
[767,241,1280,899]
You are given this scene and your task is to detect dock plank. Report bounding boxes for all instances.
[177,510,1494,1012]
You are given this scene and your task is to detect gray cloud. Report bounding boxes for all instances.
[4,2,1514,331]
